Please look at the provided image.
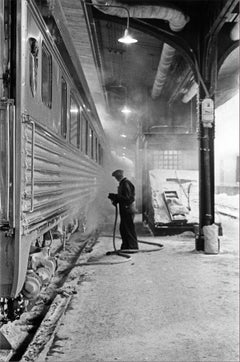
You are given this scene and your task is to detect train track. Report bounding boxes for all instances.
[0,230,99,362]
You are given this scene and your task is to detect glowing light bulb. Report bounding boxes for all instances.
[118,29,138,44]
[70,107,79,114]
[121,105,131,114]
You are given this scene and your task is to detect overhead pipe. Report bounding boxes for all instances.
[91,0,190,99]
[91,0,189,32]
[182,81,199,103]
[151,43,176,99]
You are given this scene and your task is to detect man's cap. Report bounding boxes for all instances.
[112,169,124,177]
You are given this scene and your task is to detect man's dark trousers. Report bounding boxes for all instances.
[119,208,138,250]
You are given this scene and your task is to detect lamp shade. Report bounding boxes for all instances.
[118,29,138,44]
[121,105,132,114]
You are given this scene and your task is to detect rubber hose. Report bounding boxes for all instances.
[72,204,164,267]
[107,204,164,255]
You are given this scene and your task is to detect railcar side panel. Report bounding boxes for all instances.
[4,0,108,298]
[21,119,103,235]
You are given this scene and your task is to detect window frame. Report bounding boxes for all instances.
[85,118,89,156]
[29,37,39,98]
[61,77,68,139]
[89,126,94,159]
[149,150,182,169]
[70,93,80,148]
[41,42,52,108]
[94,135,98,162]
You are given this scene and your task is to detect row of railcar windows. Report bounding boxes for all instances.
[68,92,103,165]
[29,38,103,165]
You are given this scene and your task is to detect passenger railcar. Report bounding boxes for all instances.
[0,0,109,306]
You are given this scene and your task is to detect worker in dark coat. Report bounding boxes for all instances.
[108,169,139,250]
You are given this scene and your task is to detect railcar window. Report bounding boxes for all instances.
[61,78,67,138]
[29,38,39,97]
[89,127,94,159]
[95,136,98,162]
[99,144,103,165]
[70,95,80,148]
[98,143,101,164]
[85,119,89,155]
[79,106,82,150]
[41,43,52,108]
[81,114,86,153]
[80,110,84,152]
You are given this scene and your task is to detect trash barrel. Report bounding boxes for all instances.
[203,224,220,254]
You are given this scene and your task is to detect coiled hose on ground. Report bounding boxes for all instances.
[76,204,164,266]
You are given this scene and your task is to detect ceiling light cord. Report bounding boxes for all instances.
[82,0,131,29]
[82,1,137,43]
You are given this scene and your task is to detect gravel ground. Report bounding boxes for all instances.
[38,216,239,362]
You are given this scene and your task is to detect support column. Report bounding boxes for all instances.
[135,135,143,212]
[195,94,215,251]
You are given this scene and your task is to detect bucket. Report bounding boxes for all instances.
[203,224,220,254]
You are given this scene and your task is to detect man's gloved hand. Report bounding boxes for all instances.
[108,193,116,200]
[108,193,118,205]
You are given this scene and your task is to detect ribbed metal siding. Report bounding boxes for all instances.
[21,119,102,234]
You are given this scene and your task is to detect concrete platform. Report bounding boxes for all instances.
[39,215,239,362]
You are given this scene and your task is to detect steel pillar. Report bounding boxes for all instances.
[195,92,215,251]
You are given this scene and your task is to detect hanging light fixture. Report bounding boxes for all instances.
[121,105,132,114]
[118,28,138,44]
[83,1,138,44]
[118,8,138,44]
